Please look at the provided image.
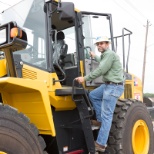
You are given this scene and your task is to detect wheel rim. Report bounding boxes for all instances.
[132,119,150,154]
[0,152,7,154]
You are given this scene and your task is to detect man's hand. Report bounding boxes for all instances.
[75,77,85,84]
[89,51,96,58]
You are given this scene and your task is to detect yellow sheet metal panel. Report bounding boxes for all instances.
[49,91,76,111]
[22,64,51,87]
[133,75,143,101]
[22,64,62,90]
[124,73,143,101]
[0,77,55,136]
[0,59,7,77]
[22,64,76,110]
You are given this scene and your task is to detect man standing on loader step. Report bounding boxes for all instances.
[75,36,124,152]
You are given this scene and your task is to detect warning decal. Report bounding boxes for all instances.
[134,93,140,100]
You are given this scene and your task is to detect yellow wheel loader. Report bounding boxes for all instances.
[0,0,153,154]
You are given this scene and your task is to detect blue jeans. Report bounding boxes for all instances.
[89,83,124,146]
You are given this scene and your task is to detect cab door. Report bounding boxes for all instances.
[77,12,115,87]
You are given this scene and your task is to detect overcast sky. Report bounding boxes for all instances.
[0,0,154,93]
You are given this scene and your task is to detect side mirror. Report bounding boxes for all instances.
[58,2,75,21]
[0,21,27,51]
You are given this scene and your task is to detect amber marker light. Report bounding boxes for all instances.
[10,27,22,38]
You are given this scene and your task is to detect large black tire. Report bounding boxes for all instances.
[0,104,47,154]
[107,99,154,154]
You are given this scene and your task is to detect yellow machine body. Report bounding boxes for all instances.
[0,63,77,136]
[124,74,143,101]
[0,76,55,136]
[0,59,7,77]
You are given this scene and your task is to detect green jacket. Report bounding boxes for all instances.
[84,49,124,83]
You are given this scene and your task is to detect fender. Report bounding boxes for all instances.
[0,77,55,136]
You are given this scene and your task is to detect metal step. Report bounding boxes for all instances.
[74,97,95,154]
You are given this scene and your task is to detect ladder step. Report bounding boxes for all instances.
[74,99,95,153]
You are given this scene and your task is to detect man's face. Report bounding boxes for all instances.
[96,41,109,53]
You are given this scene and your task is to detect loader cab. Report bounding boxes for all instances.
[0,0,117,86]
[0,0,116,87]
[49,5,117,87]
[49,4,117,87]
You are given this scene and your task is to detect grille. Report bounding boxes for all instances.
[124,84,132,99]
[22,68,37,80]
